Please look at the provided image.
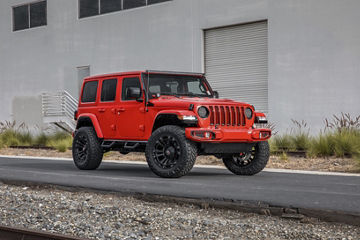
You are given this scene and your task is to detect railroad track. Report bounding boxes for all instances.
[0,225,88,240]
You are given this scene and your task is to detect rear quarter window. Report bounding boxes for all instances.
[81,81,98,103]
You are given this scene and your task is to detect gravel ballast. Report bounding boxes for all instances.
[0,183,359,240]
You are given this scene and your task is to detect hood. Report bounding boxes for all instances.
[150,96,251,108]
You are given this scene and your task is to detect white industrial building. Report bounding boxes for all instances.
[0,0,359,133]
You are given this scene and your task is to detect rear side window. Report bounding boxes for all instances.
[122,77,141,101]
[101,78,117,102]
[81,81,98,102]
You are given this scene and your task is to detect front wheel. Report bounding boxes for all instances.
[223,141,270,175]
[145,125,197,178]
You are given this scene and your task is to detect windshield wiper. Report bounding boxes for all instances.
[178,93,209,98]
[160,93,181,98]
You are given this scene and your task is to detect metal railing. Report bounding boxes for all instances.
[42,91,78,132]
[42,91,78,119]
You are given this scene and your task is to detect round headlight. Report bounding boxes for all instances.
[198,106,209,119]
[245,107,253,119]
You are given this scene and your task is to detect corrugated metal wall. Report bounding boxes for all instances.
[205,21,268,112]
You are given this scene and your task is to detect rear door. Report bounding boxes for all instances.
[97,78,119,139]
[116,75,146,139]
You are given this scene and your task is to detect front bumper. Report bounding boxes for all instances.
[185,127,271,143]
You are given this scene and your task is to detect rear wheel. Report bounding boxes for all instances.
[72,127,103,170]
[145,125,197,178]
[223,141,269,175]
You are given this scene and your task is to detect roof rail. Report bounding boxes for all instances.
[145,70,205,76]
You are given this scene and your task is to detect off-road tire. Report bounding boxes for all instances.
[145,125,197,178]
[72,127,103,170]
[223,141,269,175]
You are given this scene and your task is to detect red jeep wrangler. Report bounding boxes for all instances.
[73,70,271,178]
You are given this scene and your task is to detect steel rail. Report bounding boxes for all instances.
[0,225,89,240]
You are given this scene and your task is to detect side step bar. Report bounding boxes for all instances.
[101,140,147,152]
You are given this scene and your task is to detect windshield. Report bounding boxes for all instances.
[143,74,213,99]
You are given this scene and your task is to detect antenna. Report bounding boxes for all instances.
[145,70,150,112]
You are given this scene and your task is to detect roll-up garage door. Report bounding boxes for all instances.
[205,21,268,113]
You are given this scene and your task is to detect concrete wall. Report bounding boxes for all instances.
[0,0,359,133]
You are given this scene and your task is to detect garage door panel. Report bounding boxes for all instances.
[205,21,268,113]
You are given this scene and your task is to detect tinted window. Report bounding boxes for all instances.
[13,1,47,31]
[13,5,29,31]
[123,0,146,10]
[30,1,47,28]
[100,0,122,14]
[79,0,99,18]
[148,0,170,5]
[101,78,117,102]
[82,81,98,102]
[122,77,141,101]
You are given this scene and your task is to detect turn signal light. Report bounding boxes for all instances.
[191,131,215,140]
[260,131,270,139]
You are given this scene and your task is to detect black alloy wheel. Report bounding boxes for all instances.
[223,141,270,175]
[229,147,256,167]
[72,127,103,170]
[153,135,181,169]
[74,133,89,165]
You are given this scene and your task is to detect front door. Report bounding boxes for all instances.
[116,75,145,139]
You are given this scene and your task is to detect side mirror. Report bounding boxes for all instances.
[213,91,219,99]
[127,87,141,99]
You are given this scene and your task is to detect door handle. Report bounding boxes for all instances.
[118,108,125,112]
[98,108,106,113]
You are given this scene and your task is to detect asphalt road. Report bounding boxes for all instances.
[0,156,359,215]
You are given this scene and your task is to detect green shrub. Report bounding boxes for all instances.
[50,132,71,141]
[51,140,69,152]
[268,139,278,154]
[48,133,72,152]
[34,133,50,146]
[0,130,21,147]
[291,132,311,151]
[332,129,360,157]
[272,134,295,151]
[0,138,4,149]
[17,131,33,146]
[307,133,335,157]
[279,152,288,161]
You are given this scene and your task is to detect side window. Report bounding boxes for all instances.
[101,78,117,102]
[81,81,98,103]
[122,77,141,101]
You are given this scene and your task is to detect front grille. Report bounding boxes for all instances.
[209,105,246,127]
